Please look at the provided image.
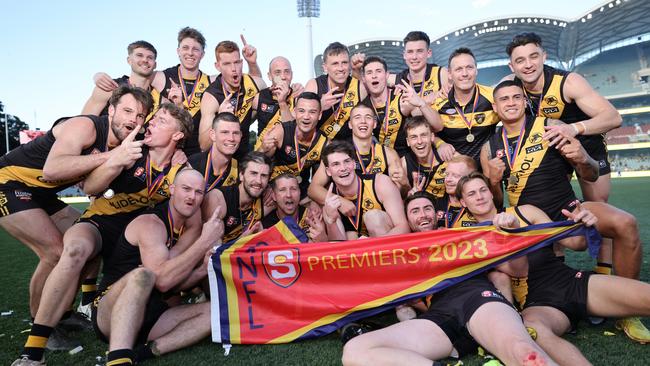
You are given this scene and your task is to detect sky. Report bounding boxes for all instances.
[0,0,602,130]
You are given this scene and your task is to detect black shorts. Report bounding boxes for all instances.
[0,181,68,217]
[91,286,169,345]
[77,212,137,259]
[576,135,610,176]
[417,275,514,357]
[523,266,593,331]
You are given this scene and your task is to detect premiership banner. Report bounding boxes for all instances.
[208,218,600,345]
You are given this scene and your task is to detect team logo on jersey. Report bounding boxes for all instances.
[495,149,505,159]
[544,96,558,106]
[436,210,445,220]
[134,167,145,178]
[14,190,32,201]
[529,132,543,144]
[247,88,255,97]
[389,109,397,118]
[525,144,543,154]
[262,248,302,288]
[308,151,319,160]
[363,198,375,210]
[226,216,238,226]
[261,103,275,113]
[0,192,7,206]
[346,91,356,100]
[575,271,583,279]
[425,80,435,89]
[444,108,456,115]
[481,290,503,299]
[388,119,399,126]
[285,145,293,155]
[474,113,486,125]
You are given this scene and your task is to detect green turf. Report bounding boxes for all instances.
[1,181,649,365]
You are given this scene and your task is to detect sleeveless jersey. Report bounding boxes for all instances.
[220,185,264,243]
[434,84,500,162]
[487,116,575,219]
[396,63,443,101]
[253,88,296,151]
[316,75,361,140]
[204,74,260,158]
[434,194,478,229]
[262,205,309,233]
[160,65,211,156]
[81,148,182,219]
[363,91,409,156]
[271,121,328,187]
[98,200,182,292]
[187,149,238,193]
[0,115,109,192]
[404,147,446,198]
[337,175,385,237]
[514,65,606,161]
[353,143,389,176]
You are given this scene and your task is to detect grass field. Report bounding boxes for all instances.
[1,178,649,365]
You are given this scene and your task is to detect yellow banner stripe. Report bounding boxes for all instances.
[223,220,303,344]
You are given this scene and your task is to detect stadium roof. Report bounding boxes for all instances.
[428,0,650,69]
[315,0,650,73]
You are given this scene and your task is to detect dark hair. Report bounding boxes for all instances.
[156,103,193,148]
[296,91,321,108]
[455,172,490,200]
[403,31,430,47]
[403,116,431,134]
[404,191,437,213]
[240,151,273,174]
[323,42,349,62]
[493,79,523,98]
[108,85,154,117]
[270,173,299,190]
[506,32,543,57]
[178,27,206,50]
[127,41,157,58]
[215,40,239,60]
[448,47,475,67]
[361,56,387,73]
[212,111,240,129]
[321,140,355,167]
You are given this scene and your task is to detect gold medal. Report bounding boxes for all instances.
[466,133,475,143]
[508,175,517,186]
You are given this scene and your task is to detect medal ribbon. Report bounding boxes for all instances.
[166,204,185,248]
[354,142,376,175]
[221,77,241,114]
[204,147,229,192]
[453,86,480,133]
[445,202,465,228]
[337,177,363,230]
[294,128,317,174]
[370,90,392,136]
[416,149,438,191]
[177,68,202,109]
[523,88,545,117]
[241,201,260,233]
[500,119,528,173]
[146,156,168,199]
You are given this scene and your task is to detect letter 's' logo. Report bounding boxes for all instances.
[262,249,301,288]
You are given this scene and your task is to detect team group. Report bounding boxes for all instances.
[2,27,649,365]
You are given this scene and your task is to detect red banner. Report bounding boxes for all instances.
[208,217,598,345]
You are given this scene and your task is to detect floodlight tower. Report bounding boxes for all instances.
[297,0,320,78]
